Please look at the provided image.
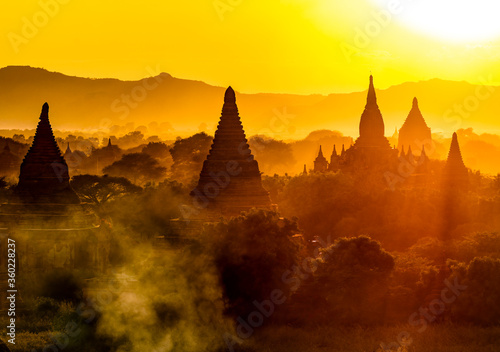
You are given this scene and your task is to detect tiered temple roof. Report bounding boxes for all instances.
[190,87,271,217]
[398,97,432,153]
[14,103,80,204]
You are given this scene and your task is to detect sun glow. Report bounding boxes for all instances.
[371,0,500,42]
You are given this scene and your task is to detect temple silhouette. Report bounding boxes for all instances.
[310,75,468,188]
[398,97,432,154]
[314,75,398,173]
[190,87,272,218]
[13,103,80,204]
[0,103,107,271]
[443,132,469,186]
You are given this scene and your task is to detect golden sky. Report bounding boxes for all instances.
[2,0,500,94]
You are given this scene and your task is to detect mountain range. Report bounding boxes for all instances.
[0,66,498,140]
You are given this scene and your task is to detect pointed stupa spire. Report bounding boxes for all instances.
[65,143,72,154]
[318,145,324,158]
[446,133,466,168]
[357,75,387,145]
[400,145,406,158]
[367,75,377,105]
[444,132,468,184]
[15,103,79,204]
[40,102,49,120]
[303,164,307,175]
[224,86,236,103]
[332,145,337,157]
[190,87,271,216]
[407,145,414,163]
[420,144,429,163]
[107,138,112,147]
[341,144,345,157]
[421,144,427,158]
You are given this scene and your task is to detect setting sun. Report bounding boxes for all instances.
[371,0,500,42]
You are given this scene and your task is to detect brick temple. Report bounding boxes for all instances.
[190,87,272,218]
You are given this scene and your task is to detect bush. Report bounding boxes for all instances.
[208,209,301,319]
[450,257,500,325]
[38,270,83,303]
[291,236,395,325]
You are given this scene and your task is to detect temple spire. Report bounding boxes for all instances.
[303,164,307,175]
[15,103,79,204]
[367,75,377,105]
[357,75,387,144]
[66,143,72,154]
[420,144,429,163]
[318,145,324,158]
[224,86,236,103]
[421,145,427,158]
[40,102,49,121]
[400,146,406,158]
[107,138,112,147]
[443,132,468,184]
[407,145,414,163]
[447,133,466,168]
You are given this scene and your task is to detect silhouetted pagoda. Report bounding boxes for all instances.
[0,103,102,271]
[313,145,329,172]
[64,143,87,174]
[341,75,397,169]
[13,103,79,204]
[86,137,121,174]
[443,132,468,185]
[190,87,272,217]
[398,97,432,154]
[329,145,340,172]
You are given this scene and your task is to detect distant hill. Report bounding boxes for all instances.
[0,66,498,139]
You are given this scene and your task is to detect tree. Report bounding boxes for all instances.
[70,174,142,205]
[292,236,395,325]
[207,209,301,319]
[103,153,166,184]
[449,257,500,325]
[142,142,170,159]
[248,136,296,175]
[169,132,213,186]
